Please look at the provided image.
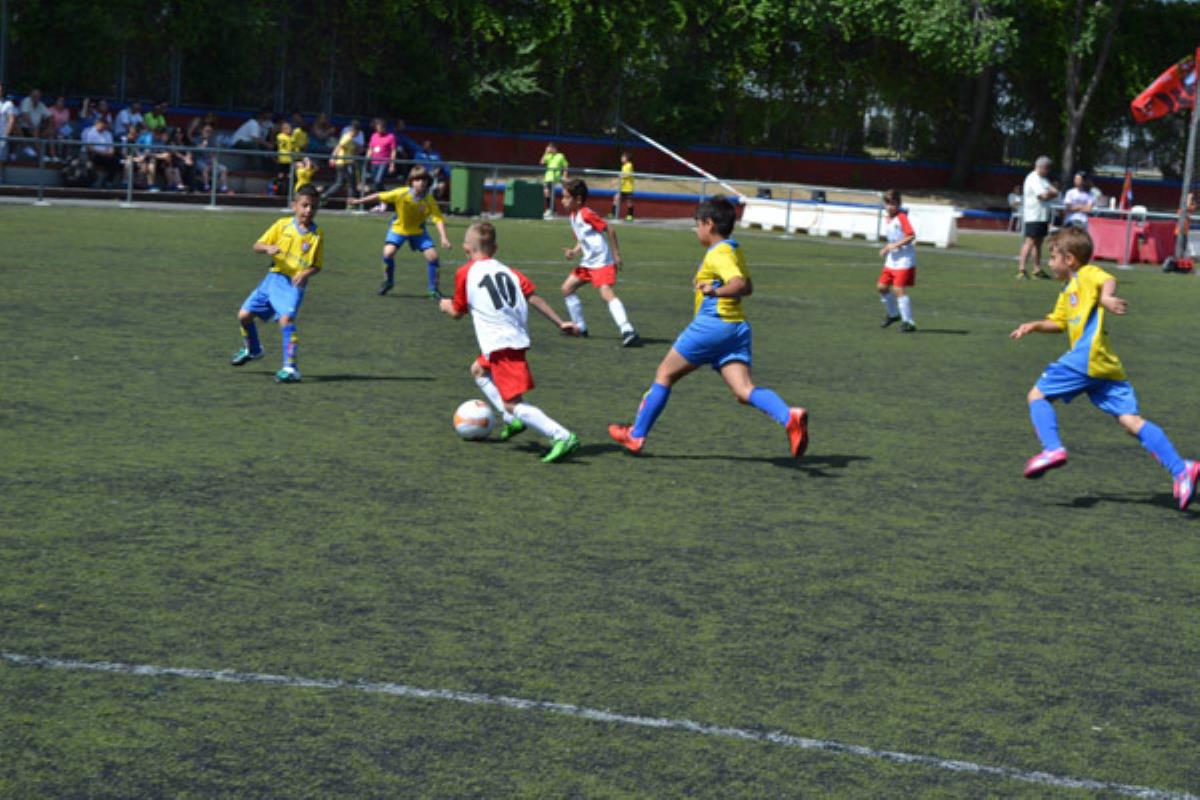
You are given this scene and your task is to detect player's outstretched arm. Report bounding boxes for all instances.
[292,266,319,288]
[1010,320,1064,339]
[438,298,465,319]
[528,292,579,335]
[1100,279,1127,315]
[607,227,622,268]
[348,193,380,207]
[253,242,281,256]
[435,220,452,250]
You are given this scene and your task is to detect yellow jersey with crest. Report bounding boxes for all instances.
[258,217,324,279]
[1046,263,1125,380]
[379,186,444,235]
[693,239,749,322]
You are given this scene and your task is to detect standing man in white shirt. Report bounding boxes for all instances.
[1017,155,1058,280]
[0,83,16,163]
[1062,172,1095,229]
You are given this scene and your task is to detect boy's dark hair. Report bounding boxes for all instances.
[696,195,737,238]
[408,165,432,185]
[468,221,498,255]
[295,184,320,203]
[1048,225,1093,265]
[563,178,588,200]
[883,188,902,206]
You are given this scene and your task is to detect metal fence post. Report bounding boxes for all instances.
[285,159,295,210]
[34,136,48,206]
[208,152,219,209]
[781,186,793,239]
[121,149,135,207]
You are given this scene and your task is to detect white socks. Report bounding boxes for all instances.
[514,402,570,441]
[607,298,633,334]
[897,295,914,324]
[564,294,587,333]
[474,375,513,423]
[881,293,899,318]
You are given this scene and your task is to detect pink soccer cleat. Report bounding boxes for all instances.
[1023,448,1068,479]
[786,407,809,459]
[608,424,645,455]
[1173,460,1200,510]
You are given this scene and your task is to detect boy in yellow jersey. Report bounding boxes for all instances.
[1010,226,1199,509]
[609,196,808,457]
[230,185,324,383]
[293,156,316,193]
[321,120,359,204]
[540,142,568,218]
[612,151,635,220]
[273,119,294,196]
[349,166,452,298]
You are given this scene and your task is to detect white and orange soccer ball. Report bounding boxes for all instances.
[453,399,495,440]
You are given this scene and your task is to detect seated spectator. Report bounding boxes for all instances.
[160,127,192,191]
[82,116,119,187]
[415,139,449,200]
[48,96,71,161]
[393,118,420,162]
[113,101,143,139]
[79,98,113,133]
[231,109,273,168]
[186,110,218,142]
[193,123,230,193]
[289,112,309,154]
[0,82,15,163]
[119,123,150,188]
[18,89,51,158]
[143,102,168,133]
[310,113,337,152]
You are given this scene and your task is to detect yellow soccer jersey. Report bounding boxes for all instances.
[379,186,443,235]
[620,161,635,193]
[291,127,309,153]
[1046,263,1125,380]
[276,131,295,164]
[693,239,749,322]
[294,164,316,191]
[258,217,324,279]
[331,132,356,166]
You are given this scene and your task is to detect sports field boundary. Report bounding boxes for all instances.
[3,652,1194,799]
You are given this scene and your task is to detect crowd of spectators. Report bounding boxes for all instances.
[0,83,449,197]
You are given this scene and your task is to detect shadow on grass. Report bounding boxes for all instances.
[916,329,970,335]
[647,452,869,476]
[1057,491,1190,511]
[308,374,436,383]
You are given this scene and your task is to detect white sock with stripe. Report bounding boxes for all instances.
[898,295,914,324]
[881,293,899,318]
[564,294,587,333]
[607,298,633,334]
[474,376,513,424]
[513,402,570,442]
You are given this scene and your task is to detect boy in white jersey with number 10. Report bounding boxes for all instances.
[877,188,918,332]
[560,178,641,347]
[439,222,582,464]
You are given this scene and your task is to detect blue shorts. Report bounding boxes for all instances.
[241,272,305,321]
[673,315,752,370]
[385,228,435,252]
[1035,361,1139,416]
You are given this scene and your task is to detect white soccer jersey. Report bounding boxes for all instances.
[569,207,613,268]
[883,211,916,269]
[451,257,536,355]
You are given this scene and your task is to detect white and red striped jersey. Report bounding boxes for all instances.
[569,207,613,269]
[883,211,916,269]
[451,258,537,356]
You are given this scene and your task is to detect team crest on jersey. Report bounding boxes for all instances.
[301,241,312,254]
[1069,293,1078,306]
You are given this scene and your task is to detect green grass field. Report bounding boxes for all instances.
[1,202,1197,798]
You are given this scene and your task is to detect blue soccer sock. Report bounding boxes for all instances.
[281,323,297,369]
[748,387,791,426]
[1137,420,1186,477]
[383,256,396,282]
[241,321,261,354]
[427,258,440,292]
[631,382,671,439]
[1029,398,1063,451]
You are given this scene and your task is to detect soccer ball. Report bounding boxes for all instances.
[453,399,495,440]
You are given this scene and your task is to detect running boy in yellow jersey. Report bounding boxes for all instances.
[231,184,324,383]
[273,118,294,196]
[609,196,808,457]
[349,166,452,298]
[612,151,634,220]
[1010,226,1199,509]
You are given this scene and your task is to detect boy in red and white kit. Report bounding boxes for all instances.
[560,178,641,347]
[877,189,917,332]
[439,221,582,463]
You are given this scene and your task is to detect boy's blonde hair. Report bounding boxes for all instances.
[466,221,497,255]
[408,165,433,186]
[1048,225,1094,265]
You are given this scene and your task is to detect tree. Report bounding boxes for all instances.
[1059,0,1126,183]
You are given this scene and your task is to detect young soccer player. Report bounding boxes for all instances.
[608,196,808,457]
[560,178,640,346]
[273,119,294,196]
[293,155,316,193]
[877,188,917,332]
[439,222,582,463]
[612,151,635,220]
[230,184,324,383]
[1010,226,1199,509]
[349,166,451,298]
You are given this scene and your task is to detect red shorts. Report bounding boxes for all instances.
[878,266,916,287]
[476,348,534,401]
[571,264,617,287]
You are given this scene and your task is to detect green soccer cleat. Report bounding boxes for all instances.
[541,433,580,463]
[274,366,301,383]
[230,347,264,366]
[427,289,443,300]
[498,418,527,441]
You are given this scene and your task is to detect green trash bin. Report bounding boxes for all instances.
[450,166,486,216]
[504,179,544,219]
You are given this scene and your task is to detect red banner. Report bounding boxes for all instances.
[1130,49,1199,123]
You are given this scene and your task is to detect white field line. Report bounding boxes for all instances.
[2,652,1195,799]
